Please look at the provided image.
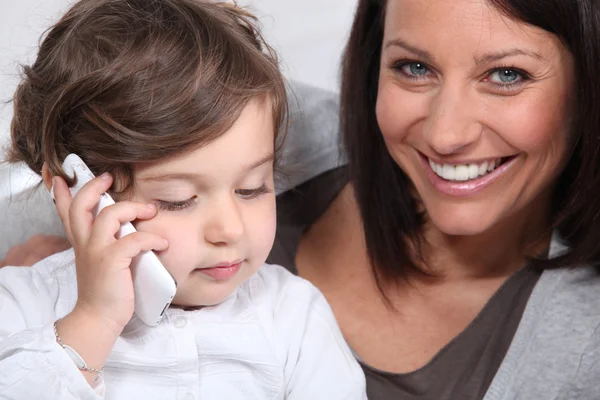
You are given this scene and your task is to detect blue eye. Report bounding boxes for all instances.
[406,62,429,76]
[490,68,520,83]
[485,67,532,92]
[391,60,432,81]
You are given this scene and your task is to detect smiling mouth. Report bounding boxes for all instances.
[427,156,517,182]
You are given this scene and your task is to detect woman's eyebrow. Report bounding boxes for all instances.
[384,38,434,64]
[384,37,545,65]
[473,48,545,65]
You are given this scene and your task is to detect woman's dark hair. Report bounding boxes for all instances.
[340,0,600,292]
[8,0,287,194]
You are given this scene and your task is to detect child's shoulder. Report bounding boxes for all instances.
[234,263,361,392]
[245,263,321,303]
[253,263,310,287]
[237,263,332,323]
[0,247,75,285]
[32,248,77,284]
[0,248,76,325]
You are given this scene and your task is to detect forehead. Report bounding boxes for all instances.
[383,0,566,62]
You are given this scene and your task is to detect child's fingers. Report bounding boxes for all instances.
[90,202,158,246]
[52,176,75,243]
[68,173,114,245]
[111,231,169,260]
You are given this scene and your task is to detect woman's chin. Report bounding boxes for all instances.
[425,207,501,238]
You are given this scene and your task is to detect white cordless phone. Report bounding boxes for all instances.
[62,154,177,326]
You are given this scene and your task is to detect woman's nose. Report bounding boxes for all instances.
[423,84,482,155]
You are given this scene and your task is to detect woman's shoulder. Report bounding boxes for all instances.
[539,262,600,310]
[275,81,344,195]
[523,262,600,341]
[531,234,600,325]
[487,263,600,399]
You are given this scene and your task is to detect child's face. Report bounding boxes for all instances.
[130,99,277,307]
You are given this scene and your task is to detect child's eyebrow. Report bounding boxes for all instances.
[244,152,275,171]
[138,153,274,183]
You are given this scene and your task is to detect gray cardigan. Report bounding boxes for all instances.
[484,237,600,399]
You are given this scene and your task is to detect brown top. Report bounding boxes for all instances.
[267,167,541,400]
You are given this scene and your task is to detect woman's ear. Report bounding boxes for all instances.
[41,162,53,193]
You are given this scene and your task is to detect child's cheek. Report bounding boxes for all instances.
[249,198,277,262]
[134,213,186,270]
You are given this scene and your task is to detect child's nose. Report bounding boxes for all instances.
[204,198,245,246]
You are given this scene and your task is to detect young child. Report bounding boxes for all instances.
[0,0,366,399]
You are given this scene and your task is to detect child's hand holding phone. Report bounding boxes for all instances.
[50,171,170,383]
[52,172,169,331]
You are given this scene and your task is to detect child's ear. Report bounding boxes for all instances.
[41,162,53,193]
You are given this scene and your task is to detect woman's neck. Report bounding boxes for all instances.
[418,193,553,282]
[299,181,553,289]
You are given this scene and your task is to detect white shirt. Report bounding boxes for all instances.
[0,249,366,400]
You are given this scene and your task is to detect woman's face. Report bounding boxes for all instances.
[376,0,575,236]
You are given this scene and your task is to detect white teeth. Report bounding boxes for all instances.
[429,158,504,181]
[429,160,441,176]
[478,161,488,175]
[454,165,469,181]
[468,164,479,179]
[442,164,455,180]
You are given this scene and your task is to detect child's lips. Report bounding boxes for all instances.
[196,261,243,280]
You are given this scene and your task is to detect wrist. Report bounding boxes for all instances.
[55,308,123,381]
[72,301,129,337]
[53,321,104,375]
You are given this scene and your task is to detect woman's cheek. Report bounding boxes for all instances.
[376,80,428,145]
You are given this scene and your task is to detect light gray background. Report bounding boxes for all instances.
[0,0,357,150]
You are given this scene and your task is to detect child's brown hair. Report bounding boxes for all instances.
[8,0,287,193]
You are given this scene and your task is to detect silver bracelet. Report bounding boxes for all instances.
[53,320,104,375]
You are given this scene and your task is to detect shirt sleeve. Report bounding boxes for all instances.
[0,261,104,400]
[264,265,367,400]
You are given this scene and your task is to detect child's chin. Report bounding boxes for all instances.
[172,286,237,308]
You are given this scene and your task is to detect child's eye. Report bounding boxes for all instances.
[155,196,196,211]
[235,184,272,199]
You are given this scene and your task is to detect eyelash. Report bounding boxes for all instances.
[155,184,272,212]
[155,197,197,212]
[235,184,272,199]
[390,60,531,91]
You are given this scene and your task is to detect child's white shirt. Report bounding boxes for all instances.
[0,249,366,400]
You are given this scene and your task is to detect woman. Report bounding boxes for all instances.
[4,0,600,398]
